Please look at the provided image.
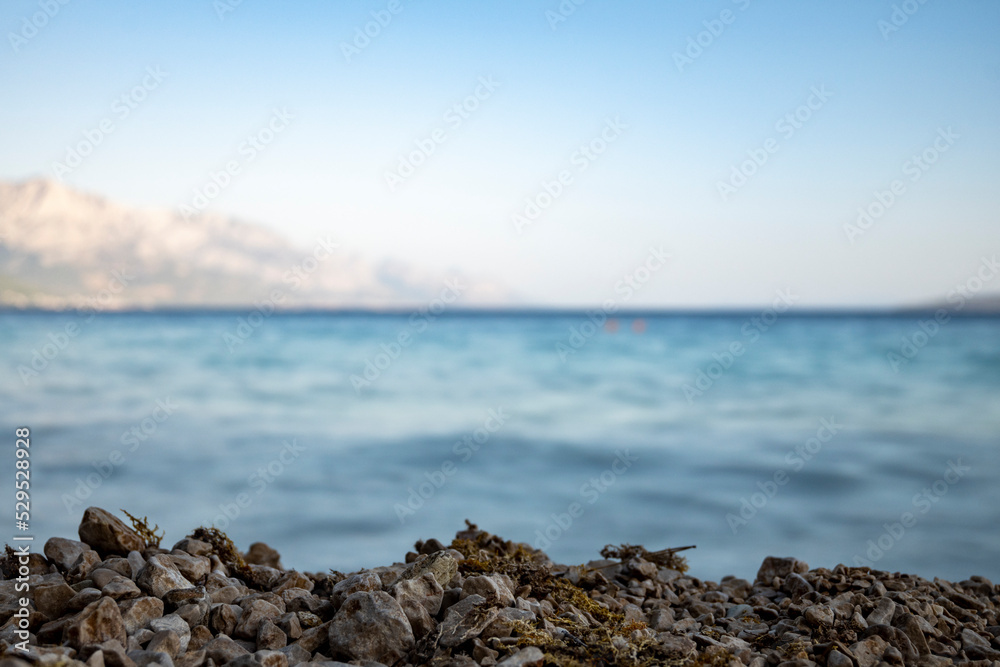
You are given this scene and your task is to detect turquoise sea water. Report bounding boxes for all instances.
[1,311,998,582]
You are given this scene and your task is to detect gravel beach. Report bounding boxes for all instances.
[1,507,997,667]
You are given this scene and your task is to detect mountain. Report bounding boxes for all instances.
[0,179,510,310]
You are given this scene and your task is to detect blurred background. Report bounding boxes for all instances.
[1,1,998,582]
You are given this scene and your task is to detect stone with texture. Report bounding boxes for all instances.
[137,555,195,598]
[78,508,146,557]
[849,635,889,667]
[45,537,93,571]
[439,594,501,648]
[203,635,251,664]
[118,597,164,635]
[64,597,128,651]
[497,647,544,666]
[327,591,414,665]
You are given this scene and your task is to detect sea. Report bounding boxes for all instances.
[1,310,998,584]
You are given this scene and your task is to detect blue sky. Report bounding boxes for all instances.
[2,0,999,306]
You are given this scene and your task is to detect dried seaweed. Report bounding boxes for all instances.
[600,543,696,574]
[120,509,164,548]
[187,525,252,581]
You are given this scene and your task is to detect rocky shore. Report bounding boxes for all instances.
[1,508,997,667]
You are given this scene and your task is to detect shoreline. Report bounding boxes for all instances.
[1,507,996,666]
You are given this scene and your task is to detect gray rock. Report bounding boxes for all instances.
[78,508,146,557]
[234,599,283,640]
[257,619,287,650]
[291,621,329,653]
[175,601,210,628]
[328,591,414,665]
[102,576,142,600]
[81,639,137,667]
[277,644,311,667]
[65,597,128,651]
[961,627,990,649]
[784,573,814,599]
[755,556,807,584]
[90,568,122,589]
[244,543,283,570]
[273,572,313,594]
[137,555,195,598]
[132,628,154,645]
[126,552,146,580]
[69,550,104,582]
[203,635,251,664]
[461,575,514,606]
[396,551,458,588]
[146,630,181,659]
[45,537,92,571]
[149,614,191,653]
[171,539,213,558]
[174,650,206,667]
[247,564,283,590]
[725,603,754,619]
[167,554,211,583]
[118,597,164,635]
[162,587,208,612]
[275,612,302,640]
[211,585,244,605]
[391,572,444,617]
[33,573,77,619]
[210,603,240,636]
[188,624,213,652]
[803,604,834,627]
[866,597,896,626]
[827,651,853,667]
[127,650,174,667]
[240,651,287,667]
[894,612,930,655]
[439,594,501,648]
[497,647,544,666]
[331,572,381,608]
[849,635,889,667]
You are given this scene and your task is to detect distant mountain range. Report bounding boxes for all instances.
[0,179,510,310]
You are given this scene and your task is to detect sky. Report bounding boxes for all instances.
[2,0,999,307]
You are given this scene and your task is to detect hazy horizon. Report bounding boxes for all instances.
[3,1,999,308]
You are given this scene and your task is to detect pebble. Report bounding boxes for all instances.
[78,508,146,557]
[6,506,998,667]
[327,591,413,665]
